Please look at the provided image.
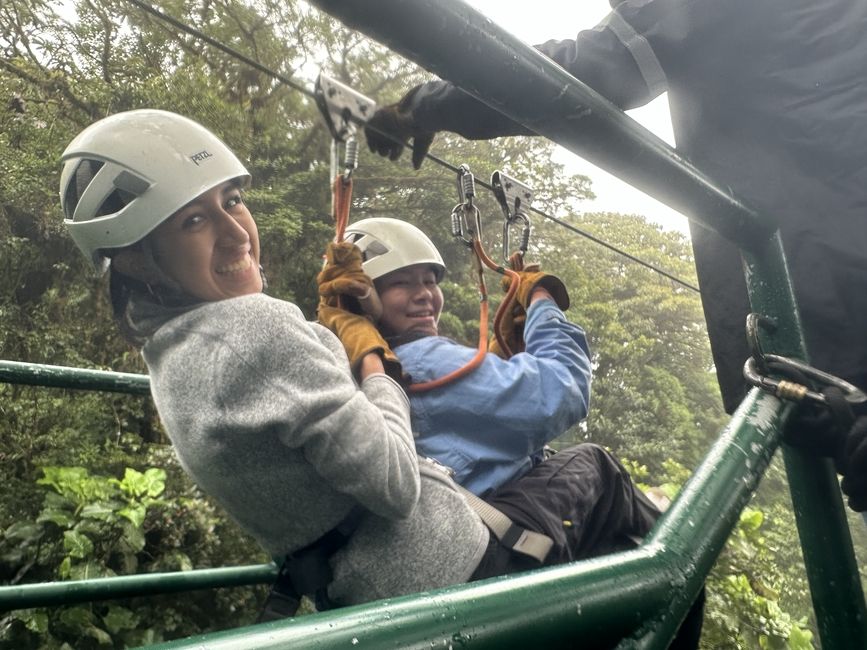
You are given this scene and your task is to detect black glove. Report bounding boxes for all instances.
[840,417,867,512]
[783,386,853,471]
[364,85,435,170]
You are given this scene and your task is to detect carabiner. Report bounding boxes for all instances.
[491,170,534,262]
[744,353,867,406]
[503,212,531,262]
[744,312,867,406]
[451,165,481,248]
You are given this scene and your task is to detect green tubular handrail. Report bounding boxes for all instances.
[140,389,792,650]
[0,565,278,611]
[0,359,151,395]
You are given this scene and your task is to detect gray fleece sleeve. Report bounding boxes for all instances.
[210,296,420,519]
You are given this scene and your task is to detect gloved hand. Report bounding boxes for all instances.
[784,386,852,470]
[840,417,867,512]
[783,386,867,512]
[489,299,526,359]
[317,241,382,320]
[364,86,435,170]
[501,264,570,311]
[317,303,403,383]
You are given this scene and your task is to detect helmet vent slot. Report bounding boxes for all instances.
[361,240,388,261]
[97,189,134,218]
[64,159,104,220]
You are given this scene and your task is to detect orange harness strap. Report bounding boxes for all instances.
[408,239,518,393]
[332,174,353,243]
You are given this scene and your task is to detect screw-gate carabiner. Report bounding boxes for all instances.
[451,165,481,248]
[743,312,867,406]
[744,354,867,406]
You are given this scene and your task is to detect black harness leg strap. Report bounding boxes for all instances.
[257,507,365,623]
[257,562,304,623]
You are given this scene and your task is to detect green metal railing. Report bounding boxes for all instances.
[2,0,866,647]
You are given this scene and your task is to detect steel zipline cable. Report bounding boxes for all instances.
[122,0,700,293]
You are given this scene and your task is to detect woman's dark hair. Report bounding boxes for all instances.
[108,267,152,347]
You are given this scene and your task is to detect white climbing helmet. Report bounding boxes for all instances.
[60,109,250,270]
[343,217,445,281]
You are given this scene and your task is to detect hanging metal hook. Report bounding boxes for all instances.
[491,170,533,261]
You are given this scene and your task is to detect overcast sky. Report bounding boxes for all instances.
[464,0,689,234]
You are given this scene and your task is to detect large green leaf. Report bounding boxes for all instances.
[102,605,140,634]
[118,503,146,528]
[62,529,94,559]
[3,521,44,543]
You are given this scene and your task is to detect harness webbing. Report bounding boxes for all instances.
[458,484,553,563]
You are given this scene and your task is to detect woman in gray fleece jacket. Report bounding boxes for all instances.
[58,109,489,607]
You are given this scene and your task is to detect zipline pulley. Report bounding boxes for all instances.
[491,170,533,261]
[315,73,376,183]
[315,73,376,242]
[743,313,867,407]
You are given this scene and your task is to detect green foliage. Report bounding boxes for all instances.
[0,463,266,648]
[541,212,726,471]
[623,458,816,649]
[703,504,815,650]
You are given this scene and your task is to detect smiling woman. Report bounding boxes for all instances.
[57,109,490,613]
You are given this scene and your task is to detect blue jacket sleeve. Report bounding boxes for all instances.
[402,299,591,492]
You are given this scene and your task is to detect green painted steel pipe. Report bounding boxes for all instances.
[0,359,151,395]
[0,564,276,611]
[144,550,672,650]
[307,0,775,248]
[141,390,787,650]
[742,235,867,648]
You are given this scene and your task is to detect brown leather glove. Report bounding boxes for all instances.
[501,264,570,311]
[489,300,527,359]
[317,303,403,383]
[317,241,382,320]
[364,85,435,170]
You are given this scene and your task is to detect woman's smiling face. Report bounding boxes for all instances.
[374,264,443,337]
[148,180,263,301]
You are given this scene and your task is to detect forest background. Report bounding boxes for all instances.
[1,1,865,648]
